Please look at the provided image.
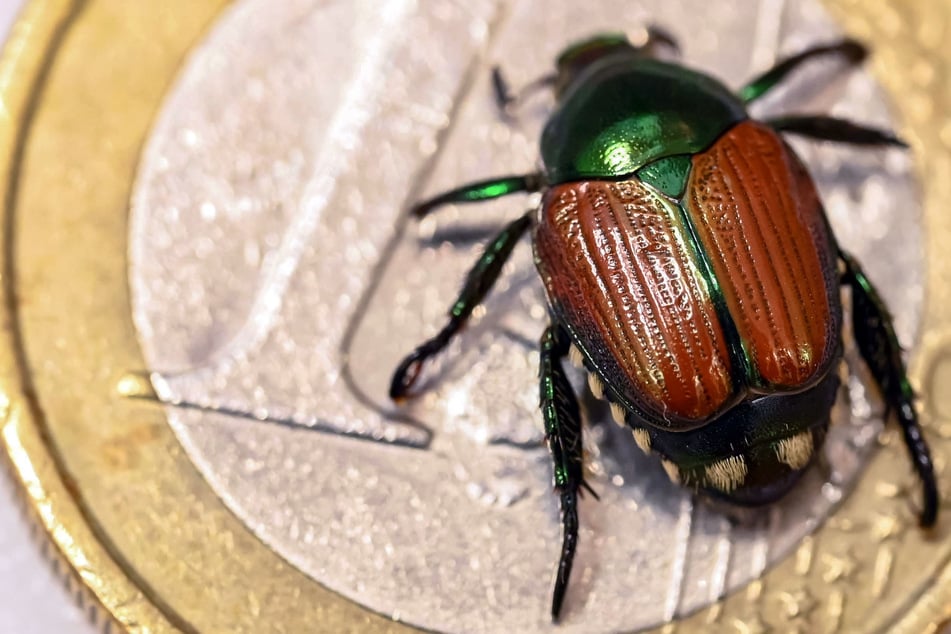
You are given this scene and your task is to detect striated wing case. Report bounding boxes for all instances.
[534,121,840,430]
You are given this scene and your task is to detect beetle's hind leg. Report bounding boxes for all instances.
[389,211,534,400]
[766,115,907,148]
[540,323,594,622]
[841,251,938,526]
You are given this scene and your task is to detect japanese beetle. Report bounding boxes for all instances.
[390,29,938,621]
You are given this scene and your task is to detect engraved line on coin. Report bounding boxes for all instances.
[664,495,694,621]
[125,0,445,448]
[766,505,782,571]
[336,0,536,432]
[827,588,844,633]
[146,0,418,379]
[871,545,893,598]
[116,369,433,449]
[710,517,733,604]
[750,511,772,580]
[794,535,815,576]
[121,1,543,453]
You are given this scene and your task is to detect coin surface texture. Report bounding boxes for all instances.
[3,0,951,633]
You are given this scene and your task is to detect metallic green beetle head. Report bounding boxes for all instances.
[554,34,634,98]
[541,29,746,185]
[553,28,681,99]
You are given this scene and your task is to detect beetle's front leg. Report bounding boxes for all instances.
[389,211,534,400]
[491,66,518,115]
[739,39,867,103]
[841,251,938,526]
[412,174,543,219]
[490,67,556,119]
[540,323,592,622]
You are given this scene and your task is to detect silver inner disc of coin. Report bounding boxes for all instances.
[129,0,922,631]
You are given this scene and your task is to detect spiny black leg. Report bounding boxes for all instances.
[540,324,588,621]
[740,39,867,103]
[389,212,534,400]
[412,173,542,219]
[768,115,907,147]
[841,252,938,526]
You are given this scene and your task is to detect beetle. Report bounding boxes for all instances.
[389,29,938,621]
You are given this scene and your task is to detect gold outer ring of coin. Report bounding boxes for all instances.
[1,1,950,632]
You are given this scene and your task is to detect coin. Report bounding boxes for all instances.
[2,0,950,632]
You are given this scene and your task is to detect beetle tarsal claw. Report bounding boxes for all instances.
[774,431,814,470]
[661,459,680,484]
[704,455,748,493]
[632,428,651,453]
[587,373,604,399]
[568,344,585,368]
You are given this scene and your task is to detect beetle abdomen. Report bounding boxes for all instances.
[686,121,840,390]
[535,178,735,426]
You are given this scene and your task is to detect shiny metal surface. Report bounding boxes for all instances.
[129,0,921,632]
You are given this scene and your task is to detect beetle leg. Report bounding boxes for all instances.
[412,173,543,218]
[767,115,907,147]
[540,323,589,622]
[739,39,867,103]
[389,211,534,400]
[841,251,938,527]
[491,67,515,113]
[491,67,556,118]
